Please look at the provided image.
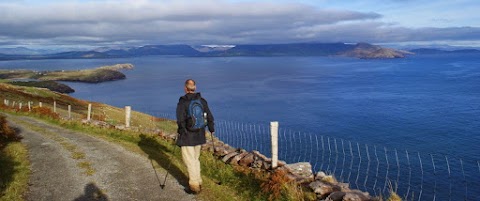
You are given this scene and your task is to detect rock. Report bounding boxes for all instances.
[284,162,314,183]
[327,191,346,201]
[343,192,370,201]
[342,190,370,201]
[315,171,327,180]
[337,182,350,191]
[229,152,249,165]
[262,159,272,170]
[238,153,255,167]
[252,150,269,161]
[222,151,239,163]
[309,181,333,196]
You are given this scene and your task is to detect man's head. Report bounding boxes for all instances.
[184,79,196,93]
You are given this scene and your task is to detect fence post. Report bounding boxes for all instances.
[125,106,131,128]
[28,101,31,111]
[53,101,56,113]
[19,102,22,110]
[270,121,279,169]
[3,99,6,106]
[87,103,92,121]
[12,101,16,108]
[39,102,42,107]
[68,105,71,119]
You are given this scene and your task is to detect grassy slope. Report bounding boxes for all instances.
[0,64,130,83]
[0,82,307,201]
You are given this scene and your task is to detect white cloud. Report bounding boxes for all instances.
[0,0,478,47]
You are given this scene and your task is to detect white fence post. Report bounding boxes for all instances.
[19,102,22,110]
[53,101,57,113]
[271,121,279,169]
[39,102,42,107]
[87,103,92,121]
[12,101,16,108]
[125,106,131,128]
[68,105,71,119]
[28,101,31,111]
[3,99,6,106]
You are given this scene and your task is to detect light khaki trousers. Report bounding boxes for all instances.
[181,145,202,186]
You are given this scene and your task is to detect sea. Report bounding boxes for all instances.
[2,54,479,159]
[2,54,480,199]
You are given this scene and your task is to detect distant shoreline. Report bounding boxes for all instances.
[0,63,133,93]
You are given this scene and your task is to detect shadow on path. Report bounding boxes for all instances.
[73,183,108,201]
[138,134,188,189]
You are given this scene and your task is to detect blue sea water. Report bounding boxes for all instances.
[1,54,479,160]
[2,54,480,199]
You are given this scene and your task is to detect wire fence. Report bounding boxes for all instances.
[213,121,480,201]
[3,101,479,200]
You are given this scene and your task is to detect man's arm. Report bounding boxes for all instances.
[202,98,215,133]
[176,99,187,135]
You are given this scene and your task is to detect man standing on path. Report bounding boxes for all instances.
[176,79,215,194]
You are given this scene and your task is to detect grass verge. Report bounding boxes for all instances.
[0,115,30,201]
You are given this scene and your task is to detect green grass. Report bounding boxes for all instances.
[0,142,30,201]
[0,82,308,201]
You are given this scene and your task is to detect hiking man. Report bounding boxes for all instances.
[176,79,215,194]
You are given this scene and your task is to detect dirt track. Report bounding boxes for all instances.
[5,114,196,201]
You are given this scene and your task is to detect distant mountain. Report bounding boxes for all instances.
[103,45,200,56]
[341,43,413,59]
[0,42,413,60]
[410,48,480,54]
[191,45,235,53]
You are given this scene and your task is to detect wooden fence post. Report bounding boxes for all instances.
[68,105,72,119]
[271,121,279,169]
[125,106,131,128]
[28,101,31,111]
[19,103,22,110]
[53,101,57,113]
[87,104,92,121]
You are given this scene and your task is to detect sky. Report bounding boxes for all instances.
[0,0,479,49]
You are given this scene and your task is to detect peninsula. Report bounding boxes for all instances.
[0,63,133,93]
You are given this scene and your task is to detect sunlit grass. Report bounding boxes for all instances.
[0,142,30,201]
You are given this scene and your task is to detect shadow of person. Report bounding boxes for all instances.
[138,134,189,189]
[73,183,108,201]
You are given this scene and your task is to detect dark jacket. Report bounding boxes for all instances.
[176,93,214,146]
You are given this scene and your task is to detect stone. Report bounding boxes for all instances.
[229,152,249,165]
[327,191,346,201]
[337,182,350,191]
[309,181,332,195]
[342,190,370,201]
[238,153,255,167]
[252,150,269,161]
[222,151,239,163]
[315,171,327,180]
[284,162,314,183]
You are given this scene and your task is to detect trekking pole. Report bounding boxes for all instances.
[160,135,178,189]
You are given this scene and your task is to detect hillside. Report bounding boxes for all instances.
[0,64,133,86]
[0,43,412,60]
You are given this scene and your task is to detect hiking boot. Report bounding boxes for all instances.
[189,184,201,194]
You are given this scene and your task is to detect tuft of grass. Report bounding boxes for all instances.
[77,161,95,176]
[387,191,402,201]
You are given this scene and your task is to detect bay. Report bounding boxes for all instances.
[1,54,479,161]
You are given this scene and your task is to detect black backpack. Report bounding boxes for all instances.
[187,99,207,131]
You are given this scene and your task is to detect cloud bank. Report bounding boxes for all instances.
[0,0,478,47]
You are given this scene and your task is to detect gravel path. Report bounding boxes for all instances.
[5,114,196,201]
